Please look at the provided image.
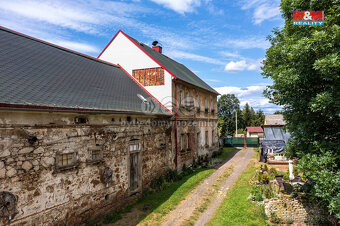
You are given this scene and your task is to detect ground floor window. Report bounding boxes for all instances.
[205,131,208,145]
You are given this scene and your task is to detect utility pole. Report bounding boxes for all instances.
[235,109,238,137]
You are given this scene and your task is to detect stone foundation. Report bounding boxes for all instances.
[264,198,331,224]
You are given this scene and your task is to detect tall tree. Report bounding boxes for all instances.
[262,0,340,219]
[217,94,240,136]
[242,103,253,127]
[253,109,265,126]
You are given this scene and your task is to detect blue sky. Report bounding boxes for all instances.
[0,0,283,113]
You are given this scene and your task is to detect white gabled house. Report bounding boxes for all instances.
[98,30,220,169]
[98,30,173,113]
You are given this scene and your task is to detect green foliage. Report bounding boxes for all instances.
[165,169,182,182]
[150,175,166,191]
[286,218,294,224]
[217,95,265,136]
[269,167,278,175]
[138,168,215,224]
[270,211,281,224]
[262,0,340,219]
[103,211,122,224]
[298,151,340,218]
[217,94,240,136]
[249,185,265,201]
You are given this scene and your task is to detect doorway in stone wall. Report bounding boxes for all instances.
[129,141,141,192]
[197,132,200,154]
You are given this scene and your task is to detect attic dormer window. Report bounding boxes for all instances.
[132,67,164,86]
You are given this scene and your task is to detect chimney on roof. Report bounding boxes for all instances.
[152,41,162,53]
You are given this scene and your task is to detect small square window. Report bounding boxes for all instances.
[75,117,87,124]
[56,152,77,169]
[91,149,103,161]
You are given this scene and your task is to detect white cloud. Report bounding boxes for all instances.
[219,51,242,59]
[0,0,150,35]
[167,50,225,65]
[241,0,281,24]
[0,0,201,54]
[150,0,201,14]
[221,37,270,49]
[50,40,100,54]
[214,85,281,113]
[224,60,261,72]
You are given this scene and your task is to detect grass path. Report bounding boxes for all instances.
[137,169,215,225]
[194,148,254,226]
[162,148,250,226]
[207,158,269,226]
[100,147,238,226]
[105,168,215,226]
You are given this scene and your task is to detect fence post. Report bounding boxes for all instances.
[244,135,247,148]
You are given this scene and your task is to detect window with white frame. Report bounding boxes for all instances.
[211,96,214,112]
[181,134,184,150]
[205,97,208,111]
[180,90,184,106]
[196,93,200,107]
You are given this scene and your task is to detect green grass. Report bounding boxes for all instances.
[207,161,270,226]
[137,168,215,225]
[217,147,237,160]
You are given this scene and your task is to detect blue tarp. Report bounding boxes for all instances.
[263,127,291,143]
[260,140,286,162]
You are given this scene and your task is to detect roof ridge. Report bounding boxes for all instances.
[0,26,120,69]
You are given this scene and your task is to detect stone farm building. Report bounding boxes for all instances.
[0,26,218,225]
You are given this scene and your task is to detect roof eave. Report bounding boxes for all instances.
[0,103,171,117]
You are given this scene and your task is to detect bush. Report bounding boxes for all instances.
[269,211,281,224]
[263,184,277,199]
[249,185,265,201]
[150,175,166,191]
[262,164,268,172]
[165,169,181,182]
[269,167,278,175]
[103,211,122,224]
[286,218,294,224]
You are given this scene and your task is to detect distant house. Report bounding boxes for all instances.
[263,114,291,143]
[246,127,264,138]
[264,114,286,126]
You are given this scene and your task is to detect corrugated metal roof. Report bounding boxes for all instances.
[125,34,219,95]
[0,27,171,115]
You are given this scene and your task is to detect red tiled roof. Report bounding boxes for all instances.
[246,127,263,133]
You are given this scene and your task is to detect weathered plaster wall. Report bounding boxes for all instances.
[0,111,173,225]
[172,81,219,170]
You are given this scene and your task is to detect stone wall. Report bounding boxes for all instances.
[264,198,331,224]
[0,111,174,225]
